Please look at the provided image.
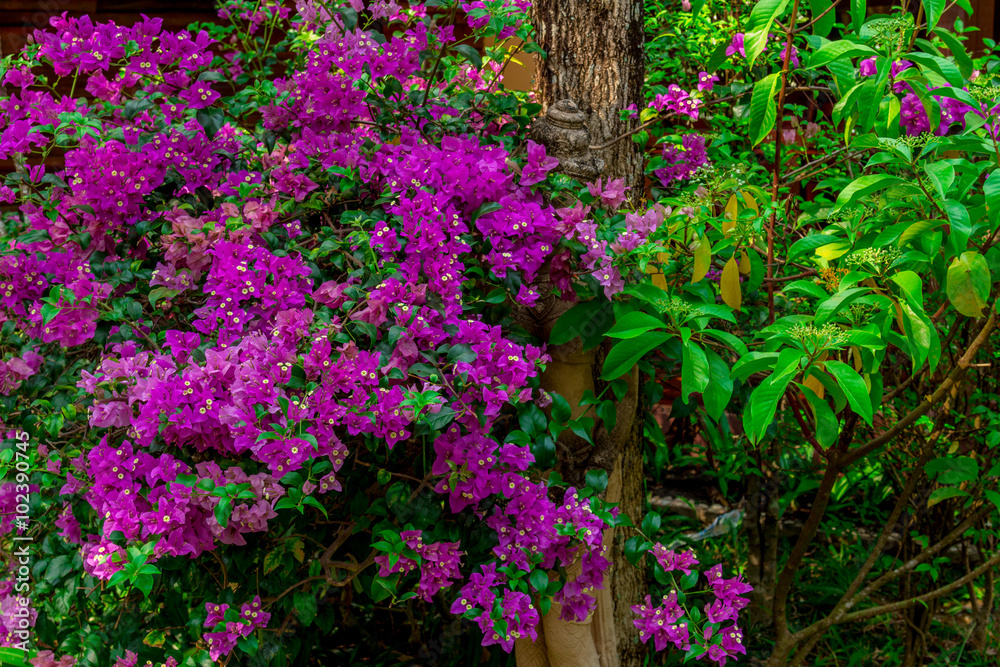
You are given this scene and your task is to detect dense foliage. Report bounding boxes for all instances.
[1,0,999,665]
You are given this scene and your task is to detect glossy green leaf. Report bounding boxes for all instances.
[850,0,865,31]
[750,72,780,147]
[744,349,803,443]
[932,28,973,78]
[922,0,946,30]
[703,348,734,422]
[550,299,613,347]
[800,383,839,448]
[806,0,836,37]
[680,340,710,403]
[984,169,1000,230]
[831,175,903,213]
[814,287,869,325]
[823,360,873,425]
[602,331,672,380]
[606,311,666,339]
[745,0,791,66]
[807,41,876,70]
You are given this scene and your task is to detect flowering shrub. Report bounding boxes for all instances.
[0,0,752,665]
[7,0,995,663]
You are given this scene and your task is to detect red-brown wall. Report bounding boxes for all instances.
[1,1,218,58]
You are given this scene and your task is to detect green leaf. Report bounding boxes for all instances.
[831,175,904,213]
[898,219,943,248]
[602,331,672,380]
[932,28,973,78]
[745,0,792,66]
[606,311,665,339]
[946,251,991,318]
[690,0,710,17]
[680,340,710,403]
[143,629,167,648]
[891,271,924,308]
[293,591,318,626]
[148,286,180,309]
[823,360,873,425]
[703,348,734,422]
[597,399,617,432]
[984,169,1000,230]
[923,0,946,30]
[519,404,548,437]
[985,489,1000,512]
[371,575,397,603]
[925,162,955,200]
[907,51,964,87]
[806,0,836,36]
[453,44,483,70]
[550,393,572,425]
[195,108,225,140]
[425,405,456,431]
[750,72,781,147]
[807,41,876,69]
[814,287,869,325]
[744,349,803,443]
[529,569,550,592]
[850,0,865,31]
[585,469,609,494]
[944,199,972,253]
[624,536,651,566]
[731,351,781,381]
[925,456,979,484]
[133,573,154,598]
[702,329,749,356]
[800,383,839,448]
[706,40,731,73]
[214,497,232,528]
[41,302,62,325]
[789,234,842,260]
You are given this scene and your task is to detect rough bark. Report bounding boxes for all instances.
[529,0,646,196]
[606,396,645,666]
[516,5,649,654]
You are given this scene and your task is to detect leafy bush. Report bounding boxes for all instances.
[0,1,748,666]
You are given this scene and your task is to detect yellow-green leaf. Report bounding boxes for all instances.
[721,257,742,310]
[289,537,306,563]
[144,629,167,648]
[692,235,712,283]
[739,250,751,274]
[946,251,991,318]
[723,194,738,234]
[927,487,968,508]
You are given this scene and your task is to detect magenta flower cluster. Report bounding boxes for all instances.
[561,187,668,298]
[631,549,751,665]
[375,530,464,602]
[857,57,982,136]
[203,596,271,661]
[655,134,709,187]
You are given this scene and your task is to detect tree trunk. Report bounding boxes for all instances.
[517,6,649,660]
[529,0,646,196]
[605,396,646,666]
